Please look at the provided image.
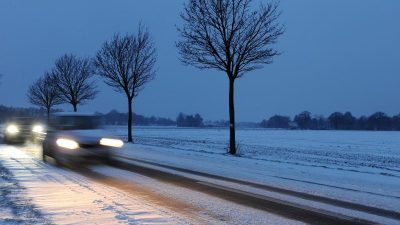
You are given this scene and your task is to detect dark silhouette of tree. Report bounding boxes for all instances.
[342,112,356,130]
[367,112,391,130]
[311,115,328,130]
[261,115,290,128]
[100,110,175,126]
[177,113,204,127]
[392,114,400,131]
[355,116,368,130]
[177,113,185,126]
[328,112,343,129]
[177,0,284,154]
[95,24,157,142]
[294,111,312,129]
[27,73,62,120]
[51,54,97,112]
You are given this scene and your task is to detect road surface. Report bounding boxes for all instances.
[0,142,395,224]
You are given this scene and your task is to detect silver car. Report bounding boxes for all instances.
[42,113,123,164]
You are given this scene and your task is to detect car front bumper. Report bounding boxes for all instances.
[55,145,113,161]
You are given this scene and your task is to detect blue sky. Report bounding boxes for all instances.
[0,0,399,121]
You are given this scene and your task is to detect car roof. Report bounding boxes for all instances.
[6,117,41,124]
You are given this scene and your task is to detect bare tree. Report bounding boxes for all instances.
[51,54,97,112]
[95,24,157,142]
[177,0,284,154]
[27,73,62,119]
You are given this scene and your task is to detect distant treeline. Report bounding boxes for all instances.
[261,111,400,131]
[1,105,399,131]
[100,110,176,126]
[176,113,204,127]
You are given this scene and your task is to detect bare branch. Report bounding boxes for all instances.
[177,0,284,79]
[51,54,97,111]
[27,73,62,117]
[95,24,156,100]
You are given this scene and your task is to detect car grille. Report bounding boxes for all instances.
[80,143,101,149]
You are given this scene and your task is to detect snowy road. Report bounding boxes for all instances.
[0,144,190,224]
[0,144,305,225]
[0,141,398,224]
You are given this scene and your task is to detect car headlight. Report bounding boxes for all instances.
[6,124,19,135]
[100,138,124,148]
[32,125,44,133]
[56,138,79,150]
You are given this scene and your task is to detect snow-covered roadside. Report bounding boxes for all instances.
[0,145,190,225]
[90,166,305,225]
[0,160,49,224]
[0,144,306,225]
[113,143,400,224]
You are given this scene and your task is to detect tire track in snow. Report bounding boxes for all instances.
[114,155,400,221]
[0,145,191,225]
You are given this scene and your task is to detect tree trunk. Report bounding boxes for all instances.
[47,108,50,122]
[73,104,77,112]
[228,78,236,155]
[127,98,133,143]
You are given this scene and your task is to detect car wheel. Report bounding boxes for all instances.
[42,142,49,162]
[103,155,112,164]
[3,136,10,145]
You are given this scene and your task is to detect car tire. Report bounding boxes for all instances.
[42,142,48,162]
[3,136,10,145]
[103,155,112,164]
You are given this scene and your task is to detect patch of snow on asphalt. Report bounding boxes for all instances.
[0,160,50,225]
[91,165,305,225]
[0,145,189,225]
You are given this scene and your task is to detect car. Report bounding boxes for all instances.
[42,113,124,164]
[3,117,45,144]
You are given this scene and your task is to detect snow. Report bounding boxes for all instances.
[0,144,301,225]
[107,126,400,224]
[90,165,304,225]
[109,127,400,174]
[0,145,189,224]
[1,126,399,224]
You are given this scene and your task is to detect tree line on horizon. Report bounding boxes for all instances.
[1,105,399,131]
[261,111,400,131]
[0,105,191,127]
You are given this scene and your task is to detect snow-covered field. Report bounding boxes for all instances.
[109,126,400,177]
[108,126,400,224]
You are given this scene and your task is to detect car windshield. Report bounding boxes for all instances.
[54,116,100,130]
[9,117,34,125]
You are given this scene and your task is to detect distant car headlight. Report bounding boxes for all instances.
[6,124,19,135]
[56,138,79,150]
[100,138,124,148]
[32,125,44,133]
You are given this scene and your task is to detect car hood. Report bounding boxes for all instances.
[57,129,118,145]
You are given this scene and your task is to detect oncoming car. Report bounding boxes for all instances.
[42,113,123,163]
[3,117,45,144]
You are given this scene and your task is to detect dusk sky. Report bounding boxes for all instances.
[0,0,399,122]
